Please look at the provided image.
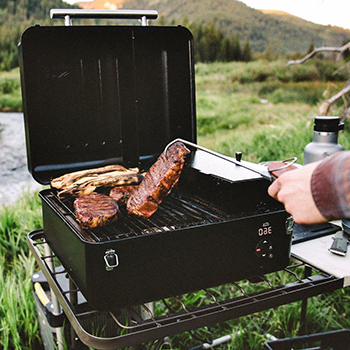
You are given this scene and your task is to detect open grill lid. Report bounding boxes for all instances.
[19,13,196,184]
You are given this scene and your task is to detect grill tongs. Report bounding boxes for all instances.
[165,138,298,181]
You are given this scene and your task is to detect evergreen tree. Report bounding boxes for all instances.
[192,19,237,63]
[232,35,242,61]
[203,20,220,62]
[0,0,75,70]
[193,22,205,62]
[0,4,255,70]
[242,39,252,62]
[216,26,225,61]
[220,38,231,62]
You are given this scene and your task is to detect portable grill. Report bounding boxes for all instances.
[19,9,293,311]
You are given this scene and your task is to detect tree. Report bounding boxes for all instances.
[202,20,221,62]
[242,39,252,62]
[220,37,231,62]
[191,19,234,63]
[231,35,242,61]
[0,0,76,70]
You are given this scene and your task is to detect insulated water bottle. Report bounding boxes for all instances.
[303,116,344,165]
[303,116,349,235]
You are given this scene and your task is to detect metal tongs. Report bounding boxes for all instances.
[165,138,298,182]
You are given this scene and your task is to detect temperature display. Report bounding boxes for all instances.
[258,223,272,236]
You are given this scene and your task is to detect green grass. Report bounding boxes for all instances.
[154,269,350,349]
[195,61,350,164]
[0,189,43,350]
[0,68,22,112]
[1,59,350,349]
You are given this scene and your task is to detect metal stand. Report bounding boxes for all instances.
[28,230,343,350]
[298,265,312,336]
[42,243,65,350]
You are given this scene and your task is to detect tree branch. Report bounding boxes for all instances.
[286,40,350,116]
[319,83,350,115]
[287,41,350,65]
[332,60,350,76]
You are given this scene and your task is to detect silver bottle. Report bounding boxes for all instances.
[303,116,349,232]
[303,116,344,165]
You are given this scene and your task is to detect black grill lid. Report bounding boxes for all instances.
[19,24,196,184]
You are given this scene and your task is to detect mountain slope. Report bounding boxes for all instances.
[77,0,350,54]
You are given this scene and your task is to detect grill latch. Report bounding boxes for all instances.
[285,216,294,235]
[104,249,119,271]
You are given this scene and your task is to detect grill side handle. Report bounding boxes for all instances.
[50,9,158,26]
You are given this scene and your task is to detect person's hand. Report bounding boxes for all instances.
[268,162,327,224]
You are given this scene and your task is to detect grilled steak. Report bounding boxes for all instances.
[74,193,120,229]
[127,141,190,218]
[109,185,138,205]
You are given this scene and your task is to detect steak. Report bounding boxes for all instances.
[109,185,138,205]
[126,141,190,218]
[74,193,120,229]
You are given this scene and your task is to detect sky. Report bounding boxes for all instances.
[239,0,350,30]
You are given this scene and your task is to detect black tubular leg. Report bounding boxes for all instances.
[299,265,312,335]
[69,278,79,349]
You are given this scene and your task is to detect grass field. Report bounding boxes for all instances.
[194,60,350,162]
[1,59,350,349]
[0,68,22,112]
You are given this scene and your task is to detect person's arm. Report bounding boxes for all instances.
[268,151,350,224]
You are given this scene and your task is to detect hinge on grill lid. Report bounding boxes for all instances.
[104,249,119,271]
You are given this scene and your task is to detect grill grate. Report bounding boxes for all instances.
[48,189,270,243]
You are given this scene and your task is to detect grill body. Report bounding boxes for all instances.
[19,22,292,311]
[40,151,291,310]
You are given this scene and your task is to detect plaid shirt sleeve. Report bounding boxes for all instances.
[311,151,350,221]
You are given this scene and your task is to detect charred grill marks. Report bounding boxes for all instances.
[74,193,121,229]
[126,141,190,218]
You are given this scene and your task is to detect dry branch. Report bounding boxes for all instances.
[319,84,350,116]
[287,40,350,116]
[287,41,350,65]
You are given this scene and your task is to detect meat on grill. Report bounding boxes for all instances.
[74,193,120,229]
[109,185,138,205]
[126,141,190,218]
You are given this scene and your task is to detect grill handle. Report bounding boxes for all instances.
[165,138,298,182]
[50,9,158,26]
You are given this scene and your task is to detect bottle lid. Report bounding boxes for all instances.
[314,116,343,132]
